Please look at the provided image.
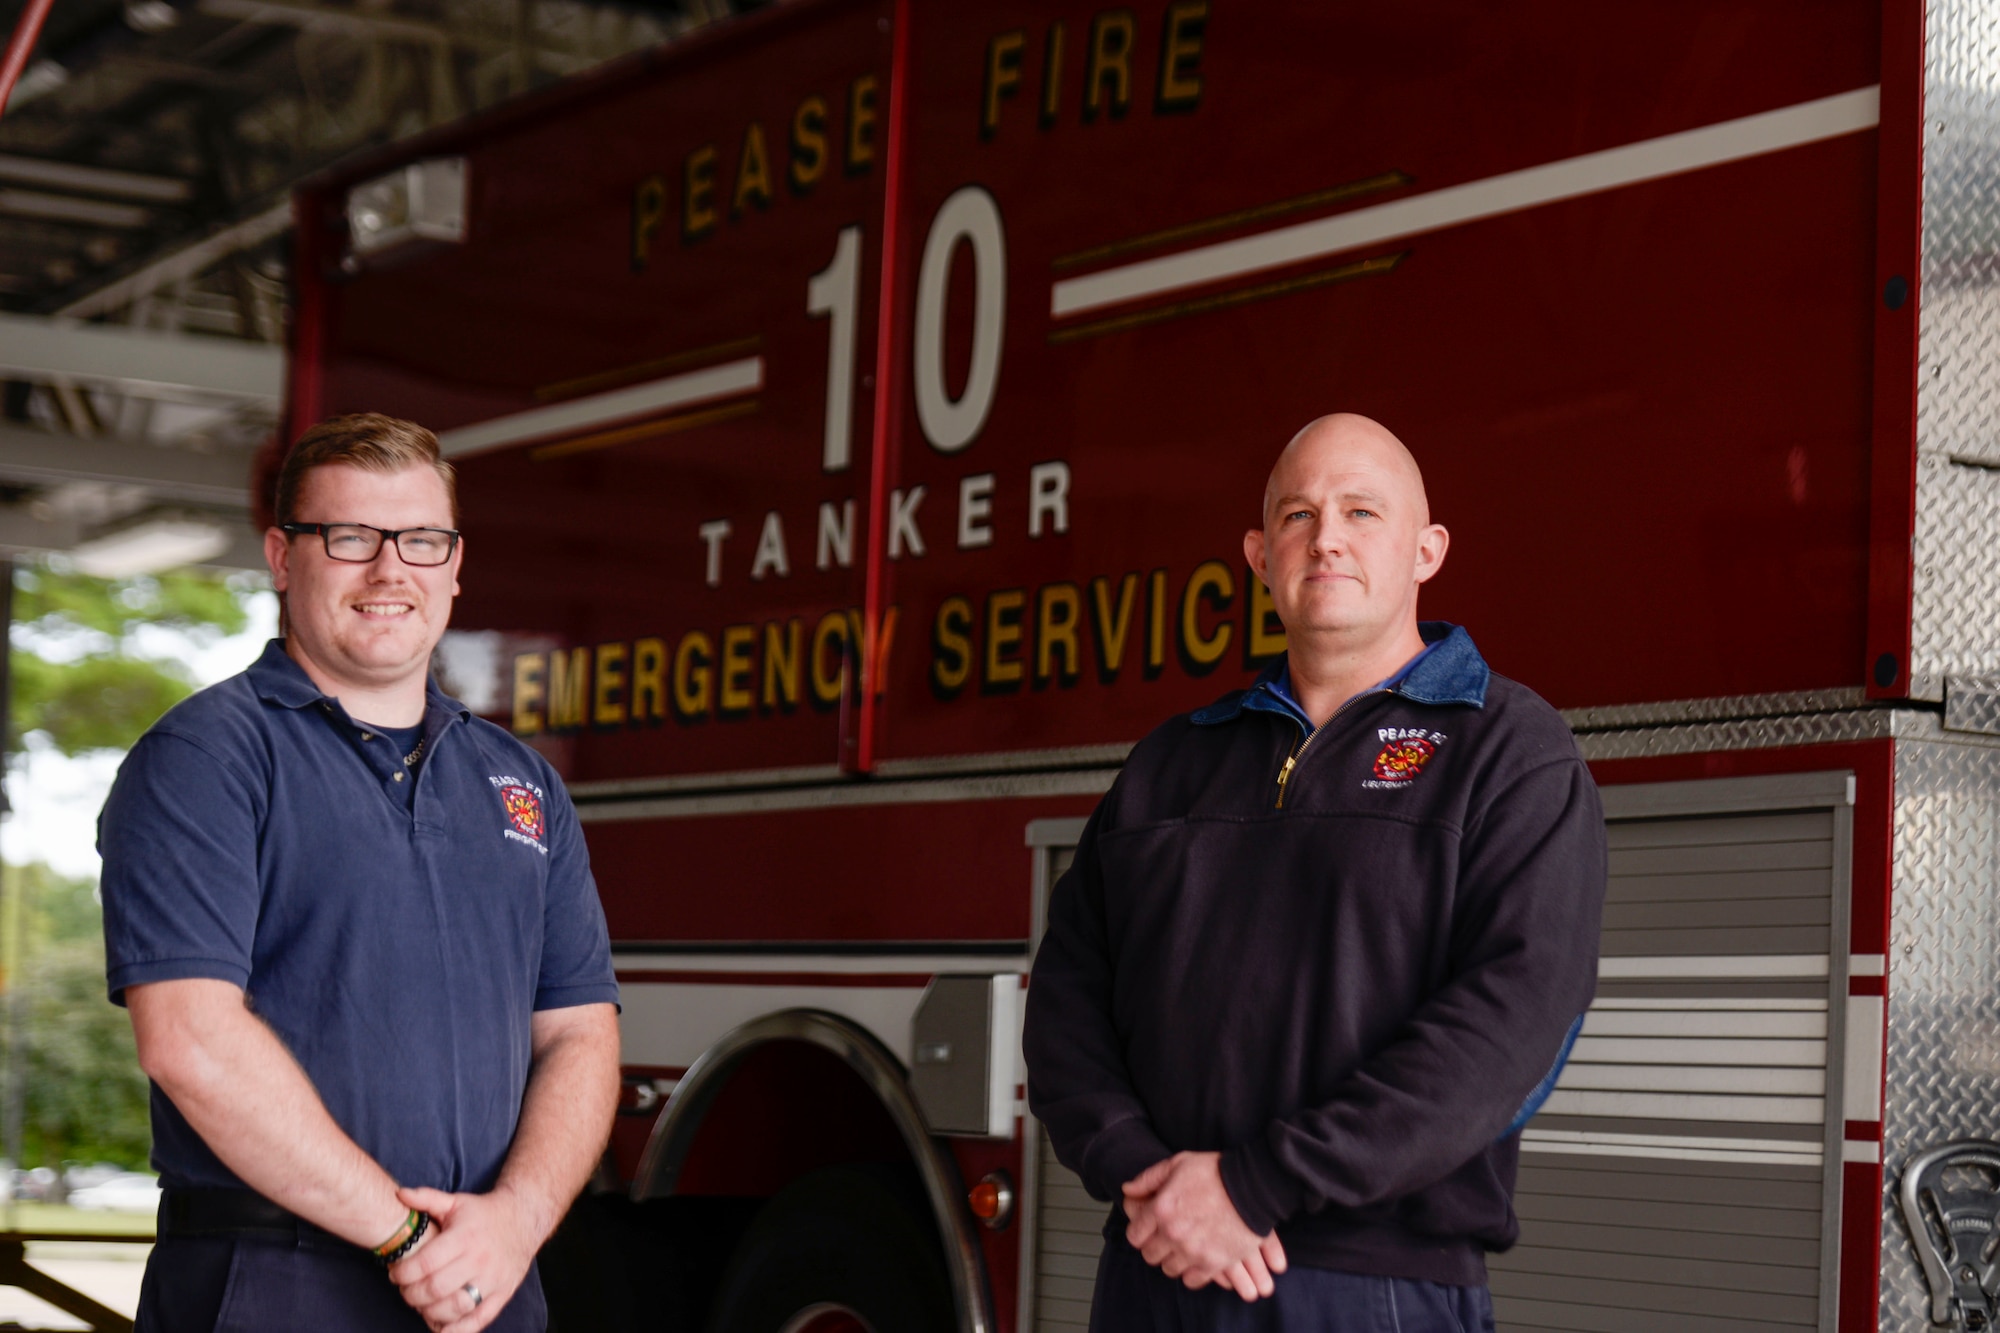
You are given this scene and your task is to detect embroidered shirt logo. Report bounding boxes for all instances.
[490,775,548,854]
[1363,728,1446,789]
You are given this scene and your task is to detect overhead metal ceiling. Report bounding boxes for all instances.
[0,0,754,572]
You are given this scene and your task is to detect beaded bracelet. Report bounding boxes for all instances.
[372,1208,419,1258]
[381,1211,432,1266]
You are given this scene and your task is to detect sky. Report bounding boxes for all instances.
[2,588,281,880]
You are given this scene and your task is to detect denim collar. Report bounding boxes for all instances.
[247,637,471,721]
[1190,622,1489,731]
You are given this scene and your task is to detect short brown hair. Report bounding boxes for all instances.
[275,413,459,527]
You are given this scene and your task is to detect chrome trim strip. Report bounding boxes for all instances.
[873,743,1135,778]
[610,940,1027,959]
[566,744,1133,805]
[612,950,1027,975]
[567,763,845,801]
[577,769,1115,822]
[562,701,1991,817]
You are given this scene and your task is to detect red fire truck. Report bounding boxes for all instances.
[283,1,2000,1329]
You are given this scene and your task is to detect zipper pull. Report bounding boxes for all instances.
[1275,754,1297,808]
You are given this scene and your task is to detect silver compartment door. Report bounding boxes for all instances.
[1021,819,1098,1333]
[1491,771,1853,1333]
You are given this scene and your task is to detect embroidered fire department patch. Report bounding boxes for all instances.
[1372,737,1435,782]
[1363,728,1446,789]
[488,774,550,854]
[499,784,544,840]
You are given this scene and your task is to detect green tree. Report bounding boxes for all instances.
[0,562,266,1172]
[9,563,256,756]
[1,863,150,1170]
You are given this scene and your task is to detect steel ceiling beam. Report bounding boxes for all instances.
[0,152,193,202]
[0,504,77,555]
[198,0,455,46]
[0,311,283,402]
[0,188,153,228]
[207,522,270,571]
[56,199,290,319]
[0,421,253,508]
[0,499,265,569]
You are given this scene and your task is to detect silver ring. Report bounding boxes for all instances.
[463,1282,483,1309]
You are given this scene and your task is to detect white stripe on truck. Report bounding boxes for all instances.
[1051,86,1879,318]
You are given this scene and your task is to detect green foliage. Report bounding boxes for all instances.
[0,564,262,1171]
[14,567,249,643]
[9,563,258,757]
[18,939,151,1171]
[6,861,103,956]
[0,863,150,1171]
[12,654,194,757]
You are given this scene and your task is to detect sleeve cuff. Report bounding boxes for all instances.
[106,958,251,1007]
[533,983,623,1013]
[1219,1135,1308,1236]
[1080,1116,1174,1199]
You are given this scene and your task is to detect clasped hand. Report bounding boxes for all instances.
[1122,1152,1287,1302]
[387,1186,539,1333]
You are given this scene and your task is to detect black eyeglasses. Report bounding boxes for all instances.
[281,522,461,566]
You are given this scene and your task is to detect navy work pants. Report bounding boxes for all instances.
[1088,1239,1493,1333]
[135,1235,547,1333]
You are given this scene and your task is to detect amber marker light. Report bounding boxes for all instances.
[968,1170,1014,1230]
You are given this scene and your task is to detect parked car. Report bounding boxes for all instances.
[60,1163,124,1194]
[66,1172,160,1213]
[14,1166,61,1203]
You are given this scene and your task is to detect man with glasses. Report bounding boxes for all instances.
[97,413,621,1332]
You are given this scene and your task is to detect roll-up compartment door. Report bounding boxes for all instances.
[1028,1133,1101,1333]
[1022,819,1098,1333]
[1491,771,1853,1333]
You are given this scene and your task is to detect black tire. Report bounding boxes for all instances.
[542,1192,762,1333]
[704,1164,956,1333]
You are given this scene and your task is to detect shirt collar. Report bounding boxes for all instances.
[247,637,473,721]
[1190,622,1490,729]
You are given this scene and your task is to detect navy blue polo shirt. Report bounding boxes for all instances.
[97,639,620,1195]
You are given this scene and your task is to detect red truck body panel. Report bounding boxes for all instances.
[296,0,1898,799]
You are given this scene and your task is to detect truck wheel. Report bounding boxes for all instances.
[543,1192,761,1333]
[704,1164,955,1333]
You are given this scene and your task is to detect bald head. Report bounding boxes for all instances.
[1264,414,1429,527]
[1244,414,1448,692]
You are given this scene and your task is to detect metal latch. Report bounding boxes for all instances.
[1901,1140,2000,1328]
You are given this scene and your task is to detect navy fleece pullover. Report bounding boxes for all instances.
[1023,624,1606,1285]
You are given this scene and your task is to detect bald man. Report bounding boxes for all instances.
[1024,416,1605,1332]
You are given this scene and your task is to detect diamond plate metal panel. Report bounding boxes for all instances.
[1911,0,2000,693]
[1563,689,1868,733]
[1880,739,2000,1332]
[1912,457,2000,696]
[1945,675,2000,734]
[1572,707,1946,762]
